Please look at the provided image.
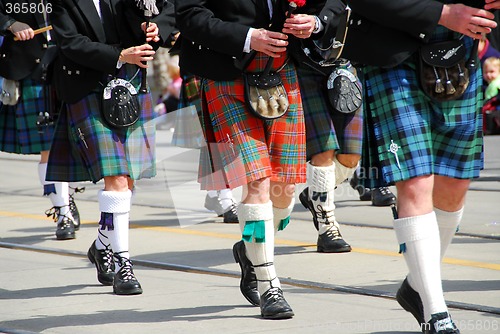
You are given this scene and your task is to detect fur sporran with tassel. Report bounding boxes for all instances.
[418,39,470,102]
[243,64,289,120]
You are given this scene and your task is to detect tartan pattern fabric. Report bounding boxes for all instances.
[297,65,363,160]
[0,79,55,154]
[360,29,483,187]
[197,53,306,190]
[46,66,156,183]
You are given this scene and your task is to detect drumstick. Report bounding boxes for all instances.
[13,25,52,41]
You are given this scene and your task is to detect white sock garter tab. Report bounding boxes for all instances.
[238,202,273,243]
[98,190,132,231]
[273,198,295,232]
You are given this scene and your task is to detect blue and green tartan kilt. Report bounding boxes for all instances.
[360,28,483,188]
[297,65,363,160]
[197,53,306,190]
[0,78,55,154]
[46,66,156,183]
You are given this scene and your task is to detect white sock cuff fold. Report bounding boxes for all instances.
[98,190,132,213]
[238,202,273,222]
[273,198,295,222]
[434,206,463,228]
[394,212,438,244]
[333,156,357,186]
[307,162,336,192]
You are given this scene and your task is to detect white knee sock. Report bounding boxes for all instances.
[39,163,72,218]
[435,207,463,260]
[273,198,295,233]
[333,156,357,186]
[98,189,132,271]
[394,212,447,321]
[238,202,279,295]
[307,162,338,235]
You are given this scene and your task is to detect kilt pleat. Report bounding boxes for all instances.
[360,28,483,187]
[0,79,55,154]
[297,65,363,160]
[46,66,156,183]
[197,54,306,190]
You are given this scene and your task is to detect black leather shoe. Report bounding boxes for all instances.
[299,187,319,230]
[55,216,76,240]
[424,312,460,334]
[371,187,396,206]
[232,240,259,306]
[87,241,115,286]
[350,174,371,201]
[396,278,424,326]
[113,257,143,295]
[69,194,80,231]
[223,204,239,223]
[260,287,294,319]
[317,227,352,253]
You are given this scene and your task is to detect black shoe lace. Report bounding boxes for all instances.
[115,256,136,282]
[100,247,114,271]
[119,264,135,282]
[45,206,61,222]
[265,287,283,302]
[324,224,341,239]
[378,187,392,196]
[59,216,73,230]
[69,187,84,212]
[228,203,237,215]
[46,206,74,226]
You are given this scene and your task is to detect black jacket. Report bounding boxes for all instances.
[174,0,291,81]
[0,0,52,80]
[342,0,486,68]
[49,0,175,103]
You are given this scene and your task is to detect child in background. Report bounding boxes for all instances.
[483,57,500,100]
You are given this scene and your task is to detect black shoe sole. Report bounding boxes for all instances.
[232,243,260,307]
[317,244,352,253]
[56,233,75,240]
[261,310,295,320]
[113,286,143,295]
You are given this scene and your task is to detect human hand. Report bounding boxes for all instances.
[485,0,500,11]
[250,28,288,58]
[141,22,160,43]
[8,21,34,41]
[282,14,316,39]
[439,4,496,39]
[119,44,156,68]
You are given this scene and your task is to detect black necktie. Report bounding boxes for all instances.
[99,0,119,44]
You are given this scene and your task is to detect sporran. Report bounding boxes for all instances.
[101,77,140,128]
[418,38,470,102]
[326,60,362,113]
[243,68,289,120]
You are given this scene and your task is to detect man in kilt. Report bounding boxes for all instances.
[46,0,175,295]
[0,0,83,240]
[175,0,307,319]
[284,0,363,253]
[343,1,499,332]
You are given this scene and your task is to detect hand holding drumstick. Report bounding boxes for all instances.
[12,23,52,41]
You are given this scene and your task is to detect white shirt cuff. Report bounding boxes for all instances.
[244,28,254,53]
[313,16,323,34]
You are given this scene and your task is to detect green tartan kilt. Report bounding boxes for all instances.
[46,68,156,183]
[0,78,56,154]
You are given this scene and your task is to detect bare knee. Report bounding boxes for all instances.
[104,175,130,192]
